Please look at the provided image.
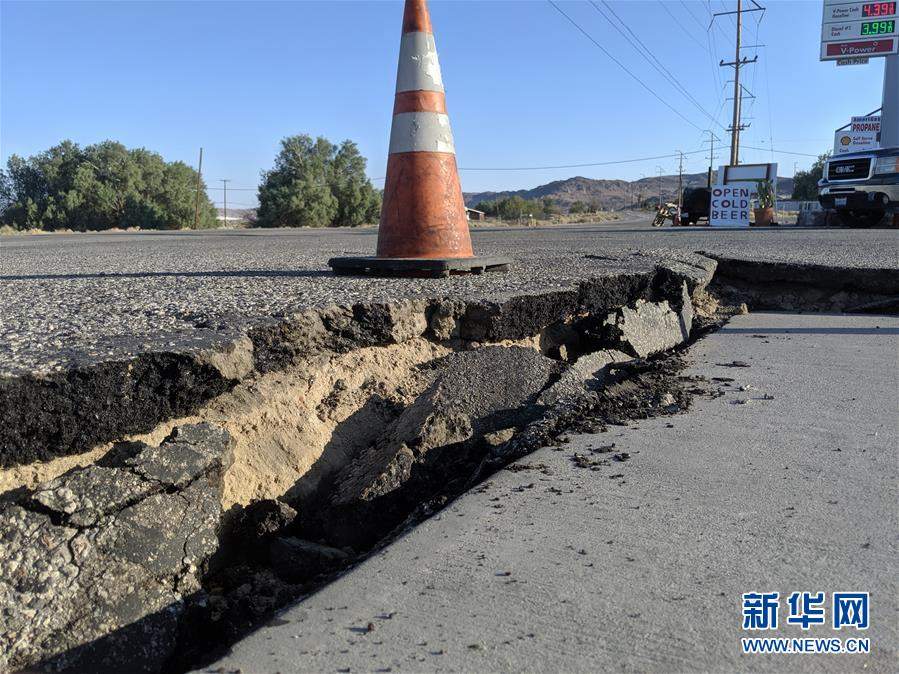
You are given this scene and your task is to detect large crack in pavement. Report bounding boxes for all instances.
[1,253,897,673]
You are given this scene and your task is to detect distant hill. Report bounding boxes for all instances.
[465,173,795,211]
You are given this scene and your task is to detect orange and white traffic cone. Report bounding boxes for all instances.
[329,0,510,278]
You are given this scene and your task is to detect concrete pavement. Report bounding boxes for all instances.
[196,312,898,673]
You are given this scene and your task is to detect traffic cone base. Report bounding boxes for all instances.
[328,0,510,278]
[329,256,511,279]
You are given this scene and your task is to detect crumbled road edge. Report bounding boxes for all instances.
[0,423,233,674]
[0,256,716,467]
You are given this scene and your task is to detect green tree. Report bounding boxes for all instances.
[541,197,558,216]
[255,135,380,228]
[569,200,588,214]
[0,140,217,231]
[501,196,528,220]
[473,196,549,220]
[792,153,830,201]
[330,141,381,226]
[473,200,498,217]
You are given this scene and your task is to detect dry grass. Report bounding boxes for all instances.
[470,211,625,228]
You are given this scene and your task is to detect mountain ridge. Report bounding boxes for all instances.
[464,173,795,211]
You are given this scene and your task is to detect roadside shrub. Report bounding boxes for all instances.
[0,140,218,231]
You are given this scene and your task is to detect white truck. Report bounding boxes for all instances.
[818,148,899,227]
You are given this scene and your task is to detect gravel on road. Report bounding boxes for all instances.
[2,220,897,376]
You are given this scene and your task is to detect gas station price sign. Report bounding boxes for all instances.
[862,2,897,17]
[861,19,896,34]
[822,0,899,60]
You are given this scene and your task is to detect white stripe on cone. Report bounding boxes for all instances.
[395,32,444,93]
[389,112,455,154]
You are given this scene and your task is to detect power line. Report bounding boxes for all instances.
[590,1,725,130]
[193,147,203,230]
[547,0,705,132]
[705,9,726,110]
[758,16,775,163]
[715,0,765,165]
[659,1,707,50]
[720,0,738,31]
[705,0,736,45]
[394,149,711,176]
[201,143,814,188]
[745,13,762,119]
[680,0,710,33]
[739,145,819,157]
[219,179,231,224]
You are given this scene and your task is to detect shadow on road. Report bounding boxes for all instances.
[719,326,899,335]
[0,269,333,281]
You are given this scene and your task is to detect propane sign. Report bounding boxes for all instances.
[709,185,751,228]
[834,115,881,154]
[821,1,899,60]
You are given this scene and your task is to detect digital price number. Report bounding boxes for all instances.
[862,2,897,18]
[861,19,896,34]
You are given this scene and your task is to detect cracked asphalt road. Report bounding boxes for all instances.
[1,219,897,375]
[195,312,899,674]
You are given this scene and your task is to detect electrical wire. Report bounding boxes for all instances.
[705,0,736,46]
[658,1,707,50]
[547,0,706,132]
[680,0,710,34]
[456,149,709,172]
[591,1,725,130]
[740,145,819,158]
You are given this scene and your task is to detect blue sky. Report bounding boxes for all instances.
[0,0,886,207]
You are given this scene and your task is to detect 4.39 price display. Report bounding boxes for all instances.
[862,2,897,18]
[861,19,896,34]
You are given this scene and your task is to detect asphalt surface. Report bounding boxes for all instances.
[196,312,899,673]
[1,218,898,376]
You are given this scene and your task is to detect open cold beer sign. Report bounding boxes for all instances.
[709,163,777,228]
[710,186,752,227]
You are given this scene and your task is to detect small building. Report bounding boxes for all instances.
[465,207,486,221]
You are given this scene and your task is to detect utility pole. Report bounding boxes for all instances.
[714,1,763,166]
[657,166,664,207]
[730,0,743,165]
[676,151,684,224]
[702,130,721,188]
[220,179,230,226]
[193,148,203,229]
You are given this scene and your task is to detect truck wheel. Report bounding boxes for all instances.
[837,209,886,228]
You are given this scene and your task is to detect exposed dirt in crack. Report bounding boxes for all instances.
[704,254,899,314]
[165,345,712,674]
[0,339,450,505]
